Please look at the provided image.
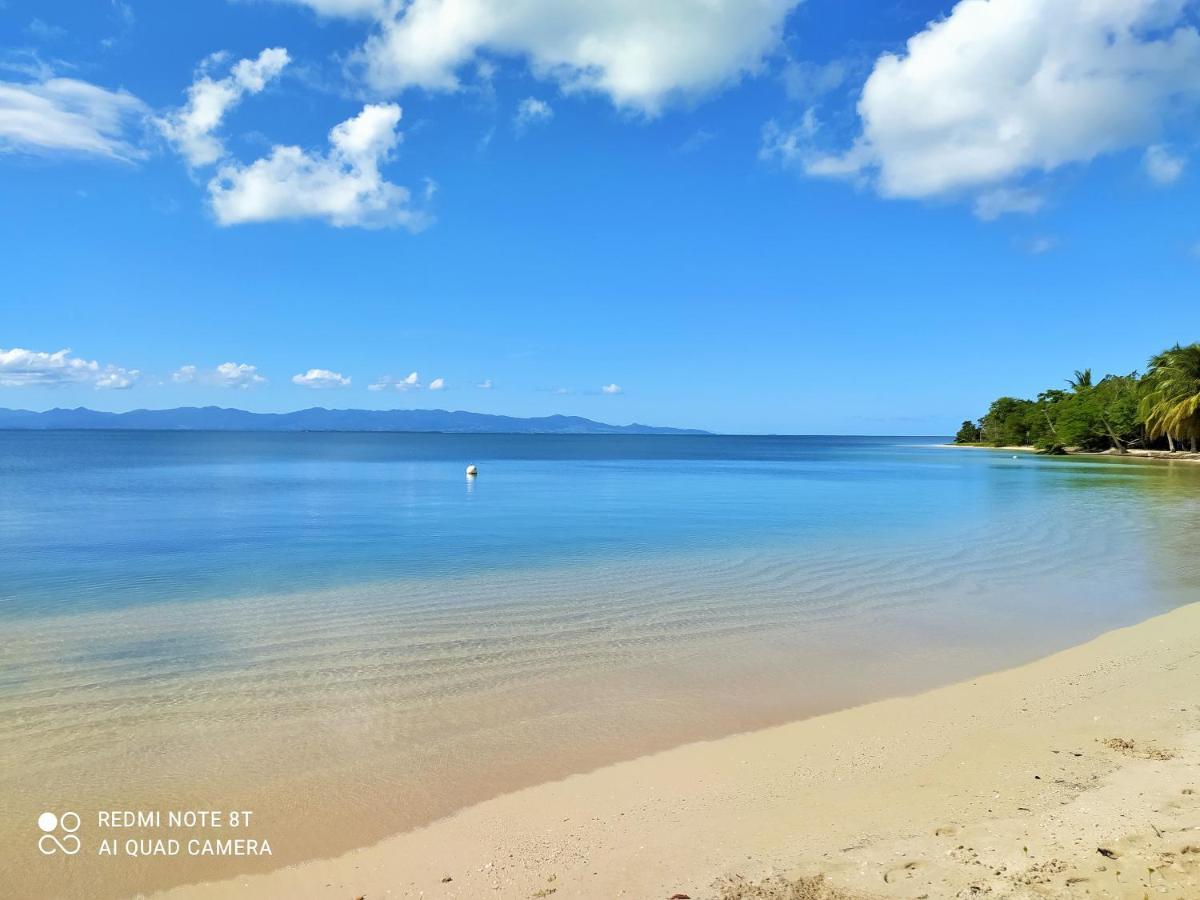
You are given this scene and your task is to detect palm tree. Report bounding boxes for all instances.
[1067,368,1093,392]
[1139,343,1200,452]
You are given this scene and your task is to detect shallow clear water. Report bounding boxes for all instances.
[3,432,1199,899]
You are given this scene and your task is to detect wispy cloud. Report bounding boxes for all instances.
[973,188,1043,222]
[368,371,421,391]
[1025,236,1059,256]
[1143,144,1185,185]
[25,19,67,41]
[513,96,552,132]
[172,362,266,389]
[678,128,715,154]
[0,76,147,159]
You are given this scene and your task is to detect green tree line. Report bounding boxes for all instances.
[955,342,1200,454]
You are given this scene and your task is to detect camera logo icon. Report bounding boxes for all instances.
[38,811,81,856]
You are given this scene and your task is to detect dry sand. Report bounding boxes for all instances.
[153,603,1200,900]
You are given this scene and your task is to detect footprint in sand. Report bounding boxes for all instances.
[883,860,923,883]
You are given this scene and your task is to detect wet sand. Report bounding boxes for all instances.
[152,601,1200,900]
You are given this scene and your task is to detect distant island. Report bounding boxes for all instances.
[954,340,1199,454]
[0,406,710,435]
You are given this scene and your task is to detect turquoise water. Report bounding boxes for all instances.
[6,431,1196,617]
[3,432,1200,899]
[0,432,1009,613]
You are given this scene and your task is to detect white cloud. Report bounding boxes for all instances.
[601,383,623,395]
[476,378,493,389]
[213,362,266,388]
[208,103,424,229]
[514,96,552,130]
[973,187,1044,221]
[283,0,384,16]
[0,347,138,389]
[280,0,800,115]
[95,369,137,389]
[173,361,266,389]
[0,77,146,159]
[368,371,421,391]
[781,58,846,103]
[157,47,290,168]
[679,128,715,154]
[26,19,68,41]
[1143,143,1186,184]
[759,110,821,165]
[292,367,351,388]
[799,0,1200,212]
[428,377,446,390]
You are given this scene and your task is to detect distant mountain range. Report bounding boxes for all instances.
[0,406,709,435]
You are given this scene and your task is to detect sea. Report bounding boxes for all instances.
[3,431,1198,898]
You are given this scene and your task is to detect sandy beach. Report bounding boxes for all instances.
[949,443,1200,465]
[150,601,1200,900]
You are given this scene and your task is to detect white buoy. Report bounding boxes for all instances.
[466,464,478,476]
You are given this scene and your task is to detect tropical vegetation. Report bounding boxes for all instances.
[956,342,1200,454]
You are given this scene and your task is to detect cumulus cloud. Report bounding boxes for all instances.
[0,76,146,159]
[279,0,799,115]
[476,378,493,389]
[208,102,424,228]
[173,361,266,389]
[514,96,552,131]
[213,362,266,388]
[601,383,623,395]
[1143,144,1186,184]
[292,367,351,388]
[368,371,421,391]
[157,48,290,168]
[0,347,139,389]
[795,0,1200,213]
[428,377,446,390]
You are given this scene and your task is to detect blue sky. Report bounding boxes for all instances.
[2,0,1199,433]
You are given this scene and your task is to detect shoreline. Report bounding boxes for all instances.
[946,442,1200,463]
[152,602,1200,900]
